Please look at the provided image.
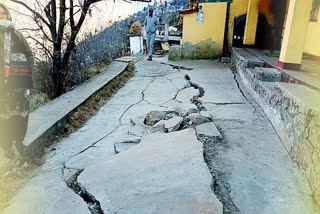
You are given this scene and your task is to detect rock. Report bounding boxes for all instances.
[196,122,222,139]
[164,112,179,120]
[187,113,211,125]
[200,111,212,119]
[191,96,200,104]
[176,88,200,103]
[152,120,167,133]
[144,111,167,126]
[165,116,183,132]
[165,100,198,117]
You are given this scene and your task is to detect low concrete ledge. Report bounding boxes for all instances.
[24,61,131,156]
[235,56,320,207]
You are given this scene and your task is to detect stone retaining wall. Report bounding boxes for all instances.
[232,48,320,207]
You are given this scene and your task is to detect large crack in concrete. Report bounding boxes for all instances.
[67,74,155,160]
[160,62,194,71]
[64,168,104,214]
[196,130,240,214]
[186,73,240,214]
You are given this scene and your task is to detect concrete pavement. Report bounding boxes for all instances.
[2,58,318,214]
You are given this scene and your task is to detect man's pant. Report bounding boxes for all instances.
[146,33,156,57]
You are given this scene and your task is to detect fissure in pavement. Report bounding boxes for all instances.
[65,169,104,214]
[197,130,240,214]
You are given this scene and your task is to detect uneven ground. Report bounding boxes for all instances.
[1,58,319,214]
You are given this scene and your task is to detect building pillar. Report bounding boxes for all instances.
[278,0,313,70]
[243,0,260,46]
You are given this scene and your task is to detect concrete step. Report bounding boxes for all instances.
[232,48,265,69]
[238,62,320,208]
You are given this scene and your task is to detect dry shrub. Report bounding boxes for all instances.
[129,21,142,36]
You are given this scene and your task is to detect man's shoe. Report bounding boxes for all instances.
[147,56,152,61]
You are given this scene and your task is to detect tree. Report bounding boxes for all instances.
[11,0,152,97]
[9,0,110,97]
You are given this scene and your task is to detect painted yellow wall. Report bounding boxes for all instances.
[182,2,227,52]
[228,0,249,46]
[279,0,313,64]
[304,20,320,57]
[243,0,260,45]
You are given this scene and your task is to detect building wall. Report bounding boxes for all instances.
[182,2,227,59]
[228,0,249,47]
[304,20,320,57]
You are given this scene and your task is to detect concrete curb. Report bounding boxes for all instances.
[24,60,134,156]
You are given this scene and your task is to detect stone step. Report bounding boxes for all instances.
[232,48,265,69]
[238,65,320,207]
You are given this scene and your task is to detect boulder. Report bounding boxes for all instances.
[165,100,198,117]
[187,113,211,126]
[144,111,167,126]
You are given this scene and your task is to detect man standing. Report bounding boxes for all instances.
[144,8,159,61]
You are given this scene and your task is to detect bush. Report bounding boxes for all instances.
[129,21,142,36]
[32,61,55,99]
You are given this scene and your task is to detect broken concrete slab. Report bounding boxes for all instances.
[42,104,132,171]
[130,116,146,126]
[144,110,167,126]
[164,100,198,117]
[165,116,183,132]
[2,170,90,214]
[78,129,223,214]
[196,122,222,139]
[188,68,246,104]
[200,110,212,120]
[144,77,178,105]
[176,87,200,103]
[114,142,139,154]
[128,124,150,137]
[121,101,167,125]
[187,113,211,126]
[152,120,167,133]
[107,77,153,105]
[135,60,175,77]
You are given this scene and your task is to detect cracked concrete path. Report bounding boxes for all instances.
[78,129,222,214]
[2,59,318,214]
